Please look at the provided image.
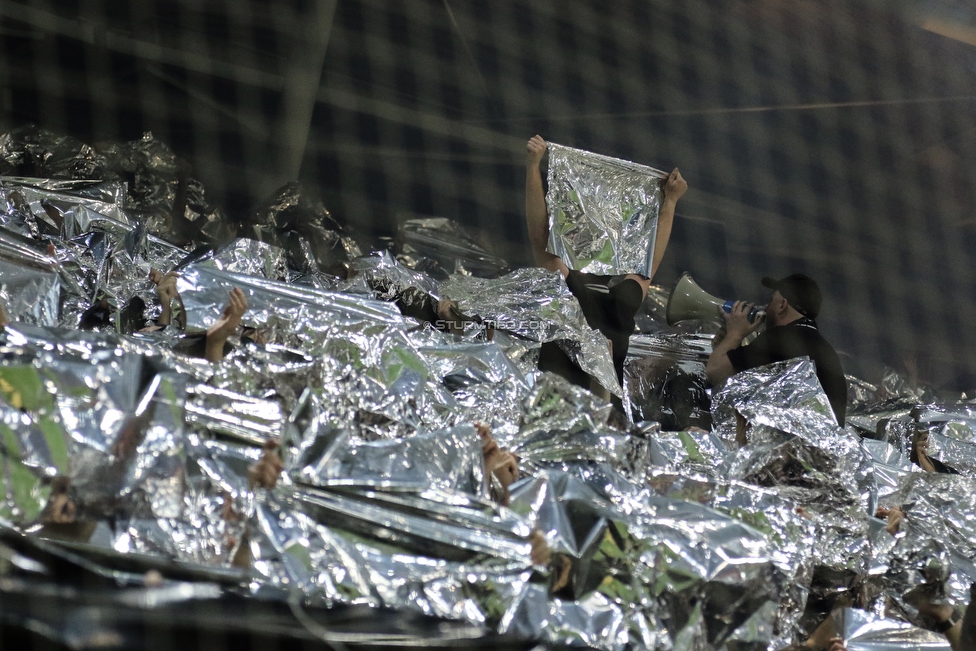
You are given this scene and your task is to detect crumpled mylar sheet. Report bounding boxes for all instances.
[0,228,60,326]
[248,485,537,622]
[504,469,786,651]
[513,373,647,483]
[546,142,667,276]
[439,267,621,396]
[624,333,713,430]
[832,607,951,650]
[710,357,883,637]
[194,237,289,281]
[12,125,976,651]
[872,472,976,621]
[913,406,976,476]
[292,423,487,498]
[396,215,509,279]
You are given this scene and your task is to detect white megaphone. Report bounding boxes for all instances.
[665,272,764,326]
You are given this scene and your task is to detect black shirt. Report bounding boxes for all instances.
[564,269,644,384]
[725,317,848,426]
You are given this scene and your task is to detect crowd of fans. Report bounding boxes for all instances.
[1,127,975,650]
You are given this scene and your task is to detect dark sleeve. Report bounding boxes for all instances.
[564,269,585,297]
[725,330,779,372]
[930,457,961,475]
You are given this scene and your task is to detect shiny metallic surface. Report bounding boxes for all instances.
[545,143,667,276]
[4,148,976,651]
[439,267,621,396]
[834,607,951,650]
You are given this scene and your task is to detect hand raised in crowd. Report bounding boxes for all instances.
[526,134,547,169]
[248,440,284,489]
[149,268,183,328]
[876,506,905,534]
[205,287,248,363]
[663,167,688,203]
[721,300,764,341]
[477,422,520,506]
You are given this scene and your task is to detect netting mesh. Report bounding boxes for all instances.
[3,0,976,389]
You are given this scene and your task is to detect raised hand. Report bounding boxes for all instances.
[205,287,248,362]
[526,134,547,169]
[663,167,688,202]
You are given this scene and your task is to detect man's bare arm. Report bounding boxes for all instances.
[525,135,569,278]
[705,301,762,385]
[650,168,687,280]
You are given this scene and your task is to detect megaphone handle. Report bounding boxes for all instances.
[722,300,763,323]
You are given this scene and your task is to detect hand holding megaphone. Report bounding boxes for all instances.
[720,299,765,325]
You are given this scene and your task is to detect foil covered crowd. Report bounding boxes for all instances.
[0,125,975,650]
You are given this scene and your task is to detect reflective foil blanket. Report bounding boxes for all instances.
[546,143,667,276]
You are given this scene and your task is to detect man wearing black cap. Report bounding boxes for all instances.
[705,274,847,426]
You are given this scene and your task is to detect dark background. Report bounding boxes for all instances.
[3,0,976,390]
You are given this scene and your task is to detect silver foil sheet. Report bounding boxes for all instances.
[0,229,61,326]
[874,473,976,615]
[0,176,127,206]
[248,485,537,623]
[184,383,287,446]
[396,215,509,279]
[293,424,487,497]
[507,469,786,650]
[438,267,621,396]
[623,333,713,430]
[176,264,405,347]
[545,142,667,276]
[861,438,920,500]
[15,126,976,651]
[201,238,289,281]
[514,373,647,482]
[648,429,730,478]
[645,475,818,645]
[917,414,976,475]
[833,607,951,650]
[343,248,442,298]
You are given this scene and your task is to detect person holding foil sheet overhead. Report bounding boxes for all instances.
[525,135,687,396]
[705,274,848,426]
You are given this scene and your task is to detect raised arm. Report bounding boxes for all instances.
[649,168,687,280]
[525,135,569,278]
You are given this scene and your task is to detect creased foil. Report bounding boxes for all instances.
[293,424,487,497]
[0,229,60,326]
[506,469,785,651]
[396,215,509,279]
[13,126,976,651]
[624,333,712,430]
[439,267,621,396]
[248,182,361,275]
[198,238,289,280]
[248,486,536,622]
[514,373,646,481]
[874,473,976,617]
[834,607,951,650]
[546,142,667,276]
[915,407,976,475]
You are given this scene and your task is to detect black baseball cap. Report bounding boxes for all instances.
[761,274,822,318]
